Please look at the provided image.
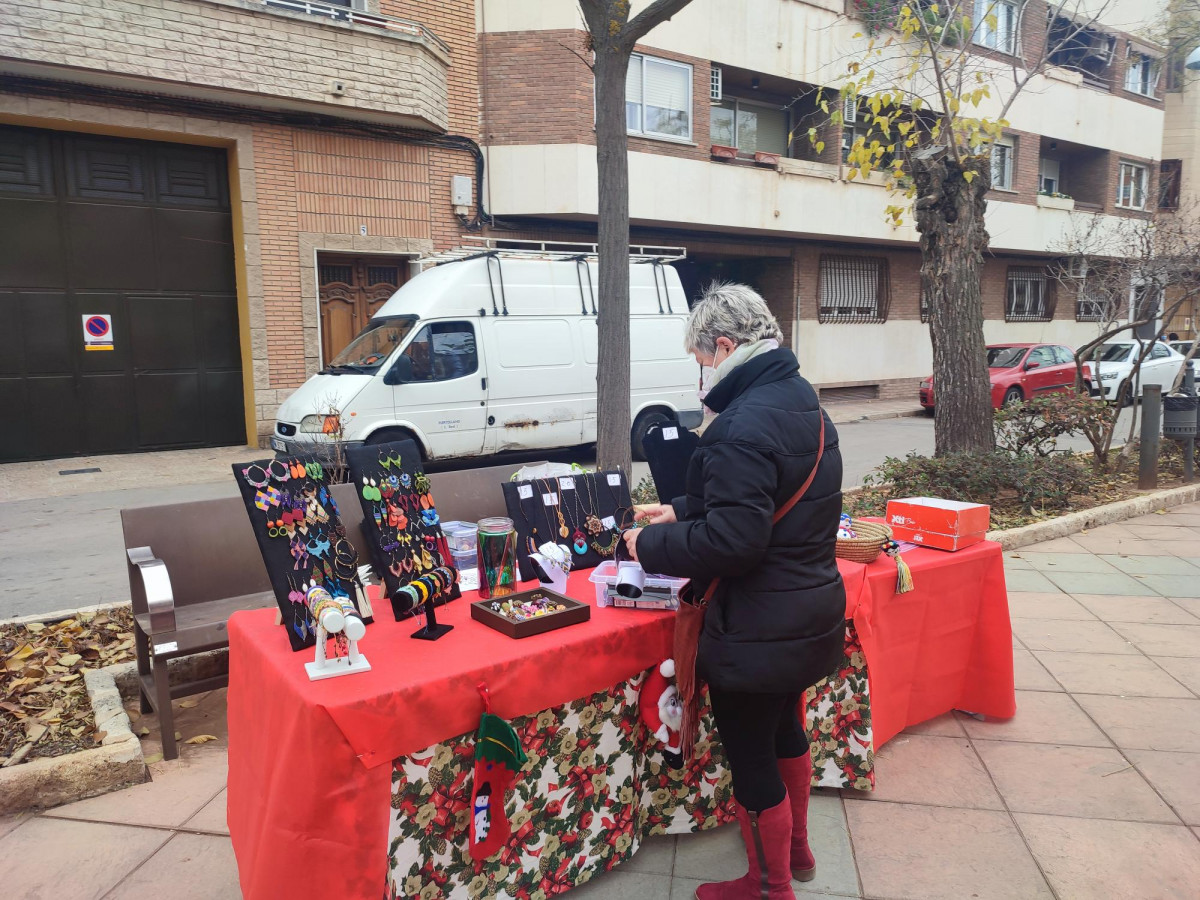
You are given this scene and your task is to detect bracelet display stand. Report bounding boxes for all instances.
[305,591,371,680]
[501,470,632,582]
[410,594,454,641]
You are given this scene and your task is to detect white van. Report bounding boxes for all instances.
[272,245,703,461]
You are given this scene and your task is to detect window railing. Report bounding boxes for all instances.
[818,255,891,324]
[260,0,449,53]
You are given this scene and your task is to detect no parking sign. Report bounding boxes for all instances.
[82,314,113,351]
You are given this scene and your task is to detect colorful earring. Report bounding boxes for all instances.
[572,528,588,555]
[268,460,291,483]
[242,465,269,488]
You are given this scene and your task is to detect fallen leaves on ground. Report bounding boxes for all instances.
[184,734,219,745]
[0,606,135,767]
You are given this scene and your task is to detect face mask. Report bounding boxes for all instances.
[698,365,716,400]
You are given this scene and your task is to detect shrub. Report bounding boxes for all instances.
[864,451,1093,512]
[994,392,1115,459]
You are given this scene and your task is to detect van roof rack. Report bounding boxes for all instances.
[420,237,687,268]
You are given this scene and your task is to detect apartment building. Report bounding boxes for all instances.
[480,0,1167,401]
[0,0,480,461]
[0,0,1170,461]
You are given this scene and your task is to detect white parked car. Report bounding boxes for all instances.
[1085,341,1186,404]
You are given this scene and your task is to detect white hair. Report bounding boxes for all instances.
[684,282,784,356]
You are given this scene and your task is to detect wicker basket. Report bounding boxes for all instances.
[836,518,893,564]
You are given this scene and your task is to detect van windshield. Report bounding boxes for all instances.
[326,318,416,372]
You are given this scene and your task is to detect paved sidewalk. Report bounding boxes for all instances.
[823,397,925,425]
[4,507,1200,899]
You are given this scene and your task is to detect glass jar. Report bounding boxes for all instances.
[476,516,516,598]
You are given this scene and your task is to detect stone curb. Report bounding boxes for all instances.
[988,482,1200,550]
[0,601,129,628]
[0,665,146,815]
[828,407,925,425]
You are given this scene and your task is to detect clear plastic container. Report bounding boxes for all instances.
[441,521,478,553]
[588,561,689,608]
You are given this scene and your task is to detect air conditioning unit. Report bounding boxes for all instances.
[710,66,722,101]
[843,95,858,124]
[1067,257,1088,279]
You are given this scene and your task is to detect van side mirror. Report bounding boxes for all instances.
[384,354,414,386]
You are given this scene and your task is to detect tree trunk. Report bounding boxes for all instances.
[913,152,995,456]
[593,47,634,475]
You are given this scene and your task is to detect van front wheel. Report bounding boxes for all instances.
[631,409,675,462]
[365,427,424,460]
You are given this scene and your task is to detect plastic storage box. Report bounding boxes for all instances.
[587,561,689,609]
[441,521,478,554]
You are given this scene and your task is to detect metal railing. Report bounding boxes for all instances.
[260,0,449,54]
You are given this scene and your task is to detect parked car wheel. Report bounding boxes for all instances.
[1002,386,1023,406]
[366,426,425,459]
[1118,380,1135,407]
[631,408,674,462]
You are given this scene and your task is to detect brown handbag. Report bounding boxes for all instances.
[673,415,826,760]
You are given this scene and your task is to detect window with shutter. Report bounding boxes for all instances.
[1006,267,1052,321]
[624,54,692,141]
[990,138,1014,190]
[818,255,890,323]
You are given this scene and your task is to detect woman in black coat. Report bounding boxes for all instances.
[625,283,846,900]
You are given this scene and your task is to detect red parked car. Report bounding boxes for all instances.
[919,343,1080,410]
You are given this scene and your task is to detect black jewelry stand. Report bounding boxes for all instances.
[410,595,454,640]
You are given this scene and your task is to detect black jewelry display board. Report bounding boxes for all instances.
[501,470,632,581]
[232,456,371,652]
[344,440,461,622]
[643,422,700,506]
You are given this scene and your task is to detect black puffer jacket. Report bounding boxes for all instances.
[636,347,846,694]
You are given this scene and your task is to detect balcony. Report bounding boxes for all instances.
[1,0,450,130]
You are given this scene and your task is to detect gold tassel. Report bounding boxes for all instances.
[893,552,914,594]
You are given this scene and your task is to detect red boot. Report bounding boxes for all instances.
[695,795,796,900]
[777,754,816,882]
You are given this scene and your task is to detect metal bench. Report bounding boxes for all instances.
[120,463,520,759]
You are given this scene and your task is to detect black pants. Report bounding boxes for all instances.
[709,688,809,813]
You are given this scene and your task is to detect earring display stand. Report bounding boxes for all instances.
[501,470,632,582]
[345,440,461,622]
[232,456,370,652]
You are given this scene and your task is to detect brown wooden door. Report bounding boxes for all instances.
[318,255,408,364]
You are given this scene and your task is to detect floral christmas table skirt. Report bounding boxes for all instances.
[386,624,872,900]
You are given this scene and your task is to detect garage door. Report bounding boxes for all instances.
[0,125,245,462]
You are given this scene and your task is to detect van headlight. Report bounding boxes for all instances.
[1100,372,1119,381]
[300,414,339,433]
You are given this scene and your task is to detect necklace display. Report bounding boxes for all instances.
[556,476,590,555]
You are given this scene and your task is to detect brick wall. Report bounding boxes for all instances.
[392,0,480,249]
[5,0,449,127]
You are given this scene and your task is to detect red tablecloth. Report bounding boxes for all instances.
[227,543,1013,900]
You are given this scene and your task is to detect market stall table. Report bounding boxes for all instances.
[227,541,1013,900]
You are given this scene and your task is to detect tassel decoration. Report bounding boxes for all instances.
[883,540,915,594]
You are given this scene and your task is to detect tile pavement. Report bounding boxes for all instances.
[3,506,1200,898]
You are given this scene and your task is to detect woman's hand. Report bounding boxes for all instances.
[634,503,676,525]
[622,526,641,562]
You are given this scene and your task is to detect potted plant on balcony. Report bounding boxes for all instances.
[753,151,781,167]
[710,144,738,161]
[1037,191,1075,211]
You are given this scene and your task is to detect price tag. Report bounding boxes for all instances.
[607,473,622,487]
[153,641,178,654]
[601,515,616,529]
[662,426,679,440]
[517,484,533,499]
[559,477,575,490]
[542,492,559,505]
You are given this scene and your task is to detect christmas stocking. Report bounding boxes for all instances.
[469,711,528,861]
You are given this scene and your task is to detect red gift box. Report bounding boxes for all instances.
[885,497,991,552]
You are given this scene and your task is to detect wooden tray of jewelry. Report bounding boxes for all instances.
[470,588,590,639]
